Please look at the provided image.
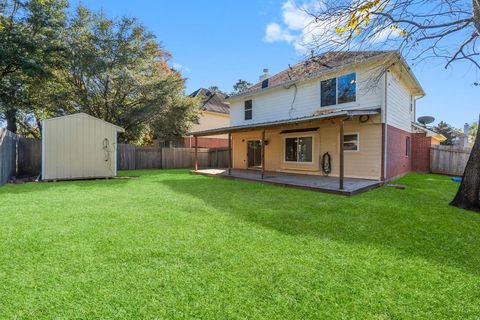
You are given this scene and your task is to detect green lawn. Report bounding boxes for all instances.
[0,170,479,319]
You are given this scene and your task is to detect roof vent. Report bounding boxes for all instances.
[259,68,269,82]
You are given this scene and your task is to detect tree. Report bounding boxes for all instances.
[303,0,480,211]
[0,0,67,133]
[451,115,480,211]
[233,79,252,94]
[42,6,198,143]
[208,86,222,93]
[469,122,478,146]
[433,121,462,146]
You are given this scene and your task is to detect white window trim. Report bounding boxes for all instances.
[320,72,357,108]
[343,132,360,153]
[282,135,315,164]
[244,100,253,121]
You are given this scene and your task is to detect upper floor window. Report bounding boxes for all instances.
[244,100,252,120]
[321,73,356,107]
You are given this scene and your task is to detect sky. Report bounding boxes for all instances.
[70,0,479,129]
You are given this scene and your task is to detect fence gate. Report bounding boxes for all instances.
[17,137,42,176]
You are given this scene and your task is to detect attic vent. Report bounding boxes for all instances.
[261,78,269,89]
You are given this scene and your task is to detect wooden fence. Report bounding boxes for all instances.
[117,144,229,170]
[0,136,230,185]
[0,129,17,185]
[430,145,471,176]
[17,137,41,176]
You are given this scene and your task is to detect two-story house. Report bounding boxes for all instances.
[191,51,444,194]
[185,88,230,148]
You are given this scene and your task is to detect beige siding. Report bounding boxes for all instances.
[191,111,229,139]
[232,116,382,180]
[42,113,122,180]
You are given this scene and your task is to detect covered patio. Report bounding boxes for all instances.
[193,169,381,195]
[190,109,384,195]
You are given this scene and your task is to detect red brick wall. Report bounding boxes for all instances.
[184,137,229,148]
[411,133,432,172]
[386,125,412,180]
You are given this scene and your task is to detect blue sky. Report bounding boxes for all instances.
[72,0,479,129]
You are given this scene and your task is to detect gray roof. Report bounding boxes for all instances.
[190,88,230,114]
[191,108,380,136]
[229,51,398,99]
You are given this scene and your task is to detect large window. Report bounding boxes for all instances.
[321,73,356,107]
[344,133,359,151]
[285,136,313,162]
[244,100,252,120]
[321,78,336,107]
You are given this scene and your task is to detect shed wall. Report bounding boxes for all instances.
[42,115,119,180]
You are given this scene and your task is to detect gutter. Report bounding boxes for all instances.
[190,108,380,136]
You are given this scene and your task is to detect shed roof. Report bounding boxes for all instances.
[42,113,125,132]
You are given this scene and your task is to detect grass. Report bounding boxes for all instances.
[0,170,479,319]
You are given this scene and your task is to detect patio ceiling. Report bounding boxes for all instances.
[190,108,380,137]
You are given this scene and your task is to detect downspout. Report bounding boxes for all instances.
[383,70,388,181]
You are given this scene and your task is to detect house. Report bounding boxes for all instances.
[185,88,230,148]
[191,51,441,193]
[41,113,125,181]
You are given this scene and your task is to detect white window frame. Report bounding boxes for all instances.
[321,72,357,107]
[244,100,253,121]
[343,132,360,152]
[283,135,315,164]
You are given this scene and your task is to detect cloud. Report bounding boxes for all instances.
[264,0,335,53]
[264,23,296,43]
[172,63,191,73]
[264,0,397,53]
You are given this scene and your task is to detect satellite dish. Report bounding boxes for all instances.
[417,116,435,126]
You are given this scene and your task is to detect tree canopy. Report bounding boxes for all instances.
[0,1,198,143]
[233,79,252,94]
[433,121,462,146]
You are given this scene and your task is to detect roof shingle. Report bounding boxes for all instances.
[230,50,393,98]
[190,88,230,114]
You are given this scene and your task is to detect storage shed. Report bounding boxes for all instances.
[41,113,125,181]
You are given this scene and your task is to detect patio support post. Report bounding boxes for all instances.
[228,133,232,175]
[339,120,345,190]
[194,135,198,171]
[261,129,265,179]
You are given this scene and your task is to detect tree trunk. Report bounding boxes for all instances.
[5,108,18,133]
[474,0,480,33]
[450,115,480,211]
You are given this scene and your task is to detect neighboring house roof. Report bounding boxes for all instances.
[229,50,424,100]
[191,108,380,136]
[42,113,125,132]
[412,122,446,142]
[190,88,230,114]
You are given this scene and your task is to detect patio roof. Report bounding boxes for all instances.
[191,108,380,136]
